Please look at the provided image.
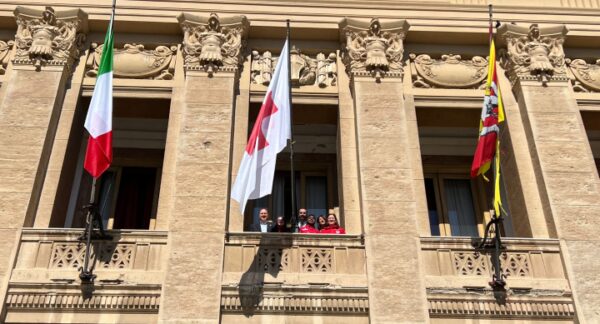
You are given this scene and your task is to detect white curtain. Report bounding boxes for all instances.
[306,176,327,217]
[444,179,479,237]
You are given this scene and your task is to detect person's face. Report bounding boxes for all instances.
[327,215,337,226]
[299,209,307,220]
[307,215,316,224]
[259,209,269,222]
[276,217,285,226]
[318,217,326,225]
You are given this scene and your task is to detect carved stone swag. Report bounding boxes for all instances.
[409,53,488,89]
[339,17,409,82]
[14,6,88,71]
[178,12,248,76]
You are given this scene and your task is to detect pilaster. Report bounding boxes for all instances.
[499,23,600,322]
[0,4,87,317]
[158,12,248,324]
[340,18,429,323]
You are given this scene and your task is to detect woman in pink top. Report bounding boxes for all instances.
[299,214,319,234]
[319,213,346,234]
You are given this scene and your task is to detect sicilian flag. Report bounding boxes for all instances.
[231,40,291,213]
[471,36,505,215]
[83,13,114,178]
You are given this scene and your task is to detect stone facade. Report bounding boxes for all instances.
[0,1,599,324]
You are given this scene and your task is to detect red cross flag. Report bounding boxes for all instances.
[231,40,291,213]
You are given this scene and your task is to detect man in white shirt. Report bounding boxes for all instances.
[249,208,272,233]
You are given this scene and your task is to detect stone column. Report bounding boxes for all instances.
[339,18,428,323]
[0,5,87,313]
[499,23,600,322]
[158,13,248,324]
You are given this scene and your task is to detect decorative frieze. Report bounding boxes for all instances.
[14,6,88,70]
[0,40,14,74]
[250,48,337,87]
[409,54,488,89]
[566,58,600,92]
[86,43,177,80]
[339,17,409,81]
[178,12,248,75]
[498,23,568,85]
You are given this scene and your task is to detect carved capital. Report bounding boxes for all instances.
[339,18,409,82]
[178,12,248,76]
[251,47,337,88]
[409,53,488,89]
[14,6,88,71]
[498,23,568,85]
[86,43,177,80]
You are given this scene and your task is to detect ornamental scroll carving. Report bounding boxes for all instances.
[339,18,409,81]
[566,58,600,92]
[86,43,177,80]
[0,40,14,75]
[178,12,248,76]
[409,53,488,89]
[251,47,337,87]
[14,6,87,70]
[498,23,568,85]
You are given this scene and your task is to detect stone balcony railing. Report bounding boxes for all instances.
[220,232,369,317]
[5,229,167,323]
[420,236,575,320]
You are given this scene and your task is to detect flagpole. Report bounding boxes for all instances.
[286,20,298,232]
[79,0,116,283]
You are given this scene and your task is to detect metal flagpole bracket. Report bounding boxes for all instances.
[472,209,506,291]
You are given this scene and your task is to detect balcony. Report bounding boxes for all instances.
[221,232,369,318]
[420,236,575,321]
[5,229,167,324]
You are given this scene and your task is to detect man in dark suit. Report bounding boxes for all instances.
[248,208,272,233]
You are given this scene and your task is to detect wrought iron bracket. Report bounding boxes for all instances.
[471,211,506,290]
[78,203,112,284]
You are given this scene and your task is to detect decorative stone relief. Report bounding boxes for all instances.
[498,23,568,85]
[301,248,333,272]
[178,12,248,76]
[257,248,288,272]
[453,252,489,276]
[86,43,177,80]
[409,53,488,89]
[50,242,134,270]
[566,58,600,92]
[0,40,14,74]
[251,47,337,87]
[14,6,88,70]
[501,252,530,277]
[339,17,409,81]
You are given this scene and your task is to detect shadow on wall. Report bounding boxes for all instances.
[237,234,293,317]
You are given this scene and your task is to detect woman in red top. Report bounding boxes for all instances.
[299,215,319,234]
[319,213,346,234]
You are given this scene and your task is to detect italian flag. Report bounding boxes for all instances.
[84,14,114,178]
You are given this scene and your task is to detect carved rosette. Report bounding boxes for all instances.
[178,12,248,76]
[409,54,488,89]
[566,58,600,93]
[339,18,409,81]
[498,23,569,85]
[14,6,88,70]
[251,47,337,88]
[86,43,177,80]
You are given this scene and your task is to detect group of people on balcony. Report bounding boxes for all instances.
[249,208,346,234]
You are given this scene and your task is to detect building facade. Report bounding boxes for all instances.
[0,0,599,323]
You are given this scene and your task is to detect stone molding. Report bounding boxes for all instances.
[409,53,488,89]
[178,12,248,76]
[498,23,569,85]
[221,286,369,314]
[14,6,88,71]
[6,285,161,312]
[251,47,337,88]
[339,17,409,81]
[566,58,600,93]
[428,295,575,319]
[86,43,177,80]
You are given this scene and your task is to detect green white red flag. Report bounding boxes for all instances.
[83,14,114,178]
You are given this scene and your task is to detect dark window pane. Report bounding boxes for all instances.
[424,178,440,236]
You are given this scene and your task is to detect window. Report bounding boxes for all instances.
[425,174,483,237]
